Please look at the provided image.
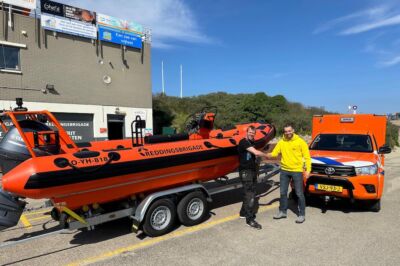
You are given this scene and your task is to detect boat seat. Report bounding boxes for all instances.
[221,125,236,131]
[76,142,92,148]
[216,133,223,139]
[103,146,132,152]
[145,133,189,144]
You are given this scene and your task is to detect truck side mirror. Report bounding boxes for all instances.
[378,145,391,154]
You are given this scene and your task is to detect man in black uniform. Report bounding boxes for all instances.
[238,125,268,229]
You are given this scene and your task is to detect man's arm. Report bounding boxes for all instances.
[246,146,268,158]
[301,140,311,178]
[266,141,281,159]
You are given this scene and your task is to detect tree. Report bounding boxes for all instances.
[152,94,175,134]
[152,92,329,137]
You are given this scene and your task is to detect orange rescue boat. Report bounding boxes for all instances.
[0,101,275,232]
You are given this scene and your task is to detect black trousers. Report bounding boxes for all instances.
[239,169,257,222]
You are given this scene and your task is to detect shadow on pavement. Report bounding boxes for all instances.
[287,195,377,215]
[69,176,280,245]
[2,170,281,253]
[2,245,83,266]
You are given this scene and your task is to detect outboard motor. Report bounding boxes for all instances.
[0,190,26,230]
[0,120,60,175]
[0,120,51,231]
[0,99,60,230]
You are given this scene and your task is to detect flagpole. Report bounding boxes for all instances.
[161,61,165,95]
[180,64,183,98]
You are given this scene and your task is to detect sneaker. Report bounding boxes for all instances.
[273,211,287,219]
[246,220,262,230]
[295,216,305,224]
[240,213,256,219]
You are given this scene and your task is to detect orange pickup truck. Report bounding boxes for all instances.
[305,114,391,211]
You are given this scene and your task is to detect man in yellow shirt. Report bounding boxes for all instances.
[267,125,311,223]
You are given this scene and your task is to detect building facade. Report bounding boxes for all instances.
[0,2,152,142]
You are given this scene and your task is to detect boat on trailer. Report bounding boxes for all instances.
[0,99,276,237]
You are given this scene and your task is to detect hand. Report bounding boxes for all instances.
[303,171,310,179]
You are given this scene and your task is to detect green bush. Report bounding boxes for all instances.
[152,92,327,135]
[386,122,399,148]
[152,92,399,150]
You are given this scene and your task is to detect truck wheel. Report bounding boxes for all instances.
[177,191,209,226]
[143,198,176,237]
[367,199,381,212]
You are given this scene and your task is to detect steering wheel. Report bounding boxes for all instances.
[184,112,204,134]
[184,106,218,134]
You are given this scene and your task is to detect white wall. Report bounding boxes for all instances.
[0,100,153,139]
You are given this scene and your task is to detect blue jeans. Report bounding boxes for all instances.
[279,170,306,216]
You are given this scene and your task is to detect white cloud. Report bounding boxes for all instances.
[60,0,213,49]
[313,6,389,34]
[248,72,288,80]
[380,55,400,66]
[314,3,400,67]
[340,14,400,35]
[393,38,400,46]
[269,73,288,79]
[363,43,390,55]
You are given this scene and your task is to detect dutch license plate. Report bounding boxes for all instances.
[315,184,343,192]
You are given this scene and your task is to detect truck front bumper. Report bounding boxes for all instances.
[305,175,380,200]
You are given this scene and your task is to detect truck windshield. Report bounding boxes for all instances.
[310,134,373,152]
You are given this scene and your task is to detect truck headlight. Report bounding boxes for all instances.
[355,164,378,175]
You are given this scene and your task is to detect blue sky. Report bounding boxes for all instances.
[61,0,400,114]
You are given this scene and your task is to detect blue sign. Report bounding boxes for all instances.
[98,25,142,49]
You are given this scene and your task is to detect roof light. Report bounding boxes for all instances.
[340,117,354,123]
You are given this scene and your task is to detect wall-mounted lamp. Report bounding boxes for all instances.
[103,75,112,84]
[46,84,55,92]
[21,30,28,36]
[42,84,58,94]
[115,107,126,115]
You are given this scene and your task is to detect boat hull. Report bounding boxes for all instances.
[1,123,274,210]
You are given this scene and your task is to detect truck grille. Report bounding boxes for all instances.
[311,164,356,177]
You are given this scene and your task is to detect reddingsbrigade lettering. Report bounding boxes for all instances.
[140,145,203,157]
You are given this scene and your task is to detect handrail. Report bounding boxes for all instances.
[2,110,79,157]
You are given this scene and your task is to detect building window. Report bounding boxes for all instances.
[0,45,20,71]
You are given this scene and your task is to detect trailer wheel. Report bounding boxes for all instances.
[177,191,209,226]
[143,198,176,237]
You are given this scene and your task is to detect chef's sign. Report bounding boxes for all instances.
[40,0,97,39]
